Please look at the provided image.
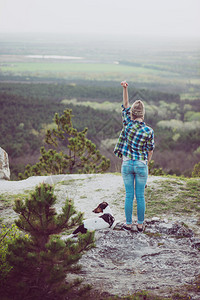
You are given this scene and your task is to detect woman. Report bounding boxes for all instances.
[114,81,154,231]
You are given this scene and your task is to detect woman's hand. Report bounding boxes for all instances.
[121,81,128,88]
[121,81,129,108]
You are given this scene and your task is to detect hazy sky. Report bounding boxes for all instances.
[0,0,199,38]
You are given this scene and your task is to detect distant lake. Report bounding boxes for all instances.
[26,55,84,60]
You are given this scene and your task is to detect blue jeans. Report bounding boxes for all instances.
[121,160,148,225]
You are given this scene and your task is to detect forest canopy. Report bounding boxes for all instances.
[0,81,199,179]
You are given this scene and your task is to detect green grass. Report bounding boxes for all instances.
[144,178,200,218]
[0,193,28,210]
[0,193,29,225]
[58,178,85,186]
[80,195,87,199]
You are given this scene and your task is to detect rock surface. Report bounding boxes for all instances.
[0,147,10,180]
[76,220,200,298]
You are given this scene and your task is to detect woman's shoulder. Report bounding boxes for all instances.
[143,123,154,132]
[136,123,154,137]
[145,128,154,137]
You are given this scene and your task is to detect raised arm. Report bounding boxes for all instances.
[121,81,129,108]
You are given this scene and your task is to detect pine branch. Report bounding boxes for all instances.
[19,211,38,233]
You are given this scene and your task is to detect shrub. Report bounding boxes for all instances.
[192,162,200,177]
[149,160,165,176]
[1,184,95,299]
[0,224,27,281]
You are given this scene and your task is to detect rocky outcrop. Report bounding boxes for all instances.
[1,174,200,298]
[77,219,200,298]
[0,147,10,180]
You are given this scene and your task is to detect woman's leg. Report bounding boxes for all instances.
[134,161,148,225]
[121,161,135,225]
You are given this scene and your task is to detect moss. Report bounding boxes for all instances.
[144,232,162,238]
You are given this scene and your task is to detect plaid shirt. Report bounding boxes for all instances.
[114,105,154,161]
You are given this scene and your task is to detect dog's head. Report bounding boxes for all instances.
[93,202,109,213]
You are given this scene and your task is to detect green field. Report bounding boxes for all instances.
[1,61,179,77]
[1,59,199,99]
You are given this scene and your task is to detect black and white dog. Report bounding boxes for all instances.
[61,202,116,240]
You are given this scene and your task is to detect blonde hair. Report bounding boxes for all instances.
[131,100,145,120]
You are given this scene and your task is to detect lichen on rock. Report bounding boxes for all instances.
[0,147,10,180]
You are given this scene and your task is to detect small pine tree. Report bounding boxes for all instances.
[148,160,165,176]
[19,109,110,179]
[192,161,200,177]
[2,183,95,300]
